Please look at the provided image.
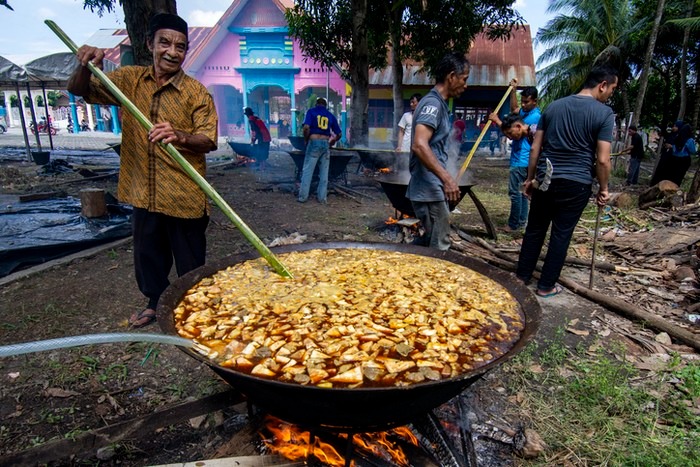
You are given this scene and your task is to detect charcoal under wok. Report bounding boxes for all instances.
[157,242,541,431]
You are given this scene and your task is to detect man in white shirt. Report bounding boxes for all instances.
[395,93,421,152]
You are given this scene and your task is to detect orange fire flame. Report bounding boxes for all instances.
[384,214,412,225]
[261,416,418,466]
[378,168,392,174]
[235,155,257,165]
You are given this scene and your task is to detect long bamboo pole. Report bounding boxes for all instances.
[45,20,293,278]
[456,84,515,180]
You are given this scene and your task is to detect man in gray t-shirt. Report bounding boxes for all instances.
[407,52,470,250]
[517,65,617,297]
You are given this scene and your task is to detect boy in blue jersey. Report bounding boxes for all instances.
[298,98,342,204]
[489,80,541,232]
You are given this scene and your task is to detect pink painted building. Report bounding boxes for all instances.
[183,0,348,140]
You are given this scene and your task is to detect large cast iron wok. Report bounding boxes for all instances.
[288,135,306,151]
[228,141,259,159]
[286,150,355,182]
[157,242,540,431]
[348,148,404,171]
[378,171,475,218]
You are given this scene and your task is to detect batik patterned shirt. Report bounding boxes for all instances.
[84,66,218,218]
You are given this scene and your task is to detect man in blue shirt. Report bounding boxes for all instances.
[407,52,470,250]
[489,80,541,232]
[298,98,341,204]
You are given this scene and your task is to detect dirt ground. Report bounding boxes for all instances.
[0,145,696,466]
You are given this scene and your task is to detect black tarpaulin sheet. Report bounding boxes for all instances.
[0,197,132,277]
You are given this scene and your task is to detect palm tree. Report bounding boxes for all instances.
[535,0,644,108]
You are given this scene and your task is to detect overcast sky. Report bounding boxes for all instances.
[0,0,552,65]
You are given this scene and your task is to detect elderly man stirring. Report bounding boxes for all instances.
[68,13,218,328]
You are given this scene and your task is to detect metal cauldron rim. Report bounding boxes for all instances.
[157,242,541,394]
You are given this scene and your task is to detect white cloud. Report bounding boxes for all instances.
[187,10,224,27]
[513,0,526,8]
[37,7,57,19]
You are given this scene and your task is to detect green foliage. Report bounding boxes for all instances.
[535,0,643,107]
[673,361,700,398]
[46,91,62,107]
[287,0,523,78]
[508,341,700,466]
[81,0,118,17]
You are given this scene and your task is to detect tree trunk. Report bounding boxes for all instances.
[632,0,666,127]
[349,0,369,146]
[676,0,695,121]
[620,81,630,121]
[390,4,404,148]
[688,166,700,204]
[122,0,178,66]
[692,46,700,129]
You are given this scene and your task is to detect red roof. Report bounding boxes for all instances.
[369,26,536,87]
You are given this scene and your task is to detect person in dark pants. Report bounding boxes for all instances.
[68,13,218,327]
[298,97,341,204]
[649,120,682,186]
[666,123,697,186]
[623,125,644,185]
[245,107,271,169]
[516,65,617,297]
[407,52,470,250]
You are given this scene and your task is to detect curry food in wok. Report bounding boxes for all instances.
[174,249,525,388]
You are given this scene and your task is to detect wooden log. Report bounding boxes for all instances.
[331,185,362,204]
[19,191,61,202]
[0,390,244,466]
[80,188,107,217]
[54,171,119,186]
[638,180,680,208]
[688,166,700,204]
[453,235,700,352]
[555,275,700,352]
[464,188,498,241]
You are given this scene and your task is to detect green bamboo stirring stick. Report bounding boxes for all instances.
[456,84,515,180]
[45,20,293,279]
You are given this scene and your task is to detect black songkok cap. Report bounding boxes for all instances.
[149,13,188,40]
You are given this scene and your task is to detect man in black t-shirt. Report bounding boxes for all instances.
[623,125,644,185]
[517,65,617,298]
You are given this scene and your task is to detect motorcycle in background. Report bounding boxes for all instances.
[29,120,58,135]
[0,123,6,134]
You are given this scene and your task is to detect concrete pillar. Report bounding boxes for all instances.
[69,93,79,133]
[242,76,250,141]
[341,110,347,145]
[95,106,104,132]
[86,103,95,130]
[290,92,297,136]
[110,105,121,134]
[4,91,14,127]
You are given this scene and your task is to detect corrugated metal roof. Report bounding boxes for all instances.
[369,26,536,88]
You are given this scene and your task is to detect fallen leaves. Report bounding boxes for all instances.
[44,387,80,398]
